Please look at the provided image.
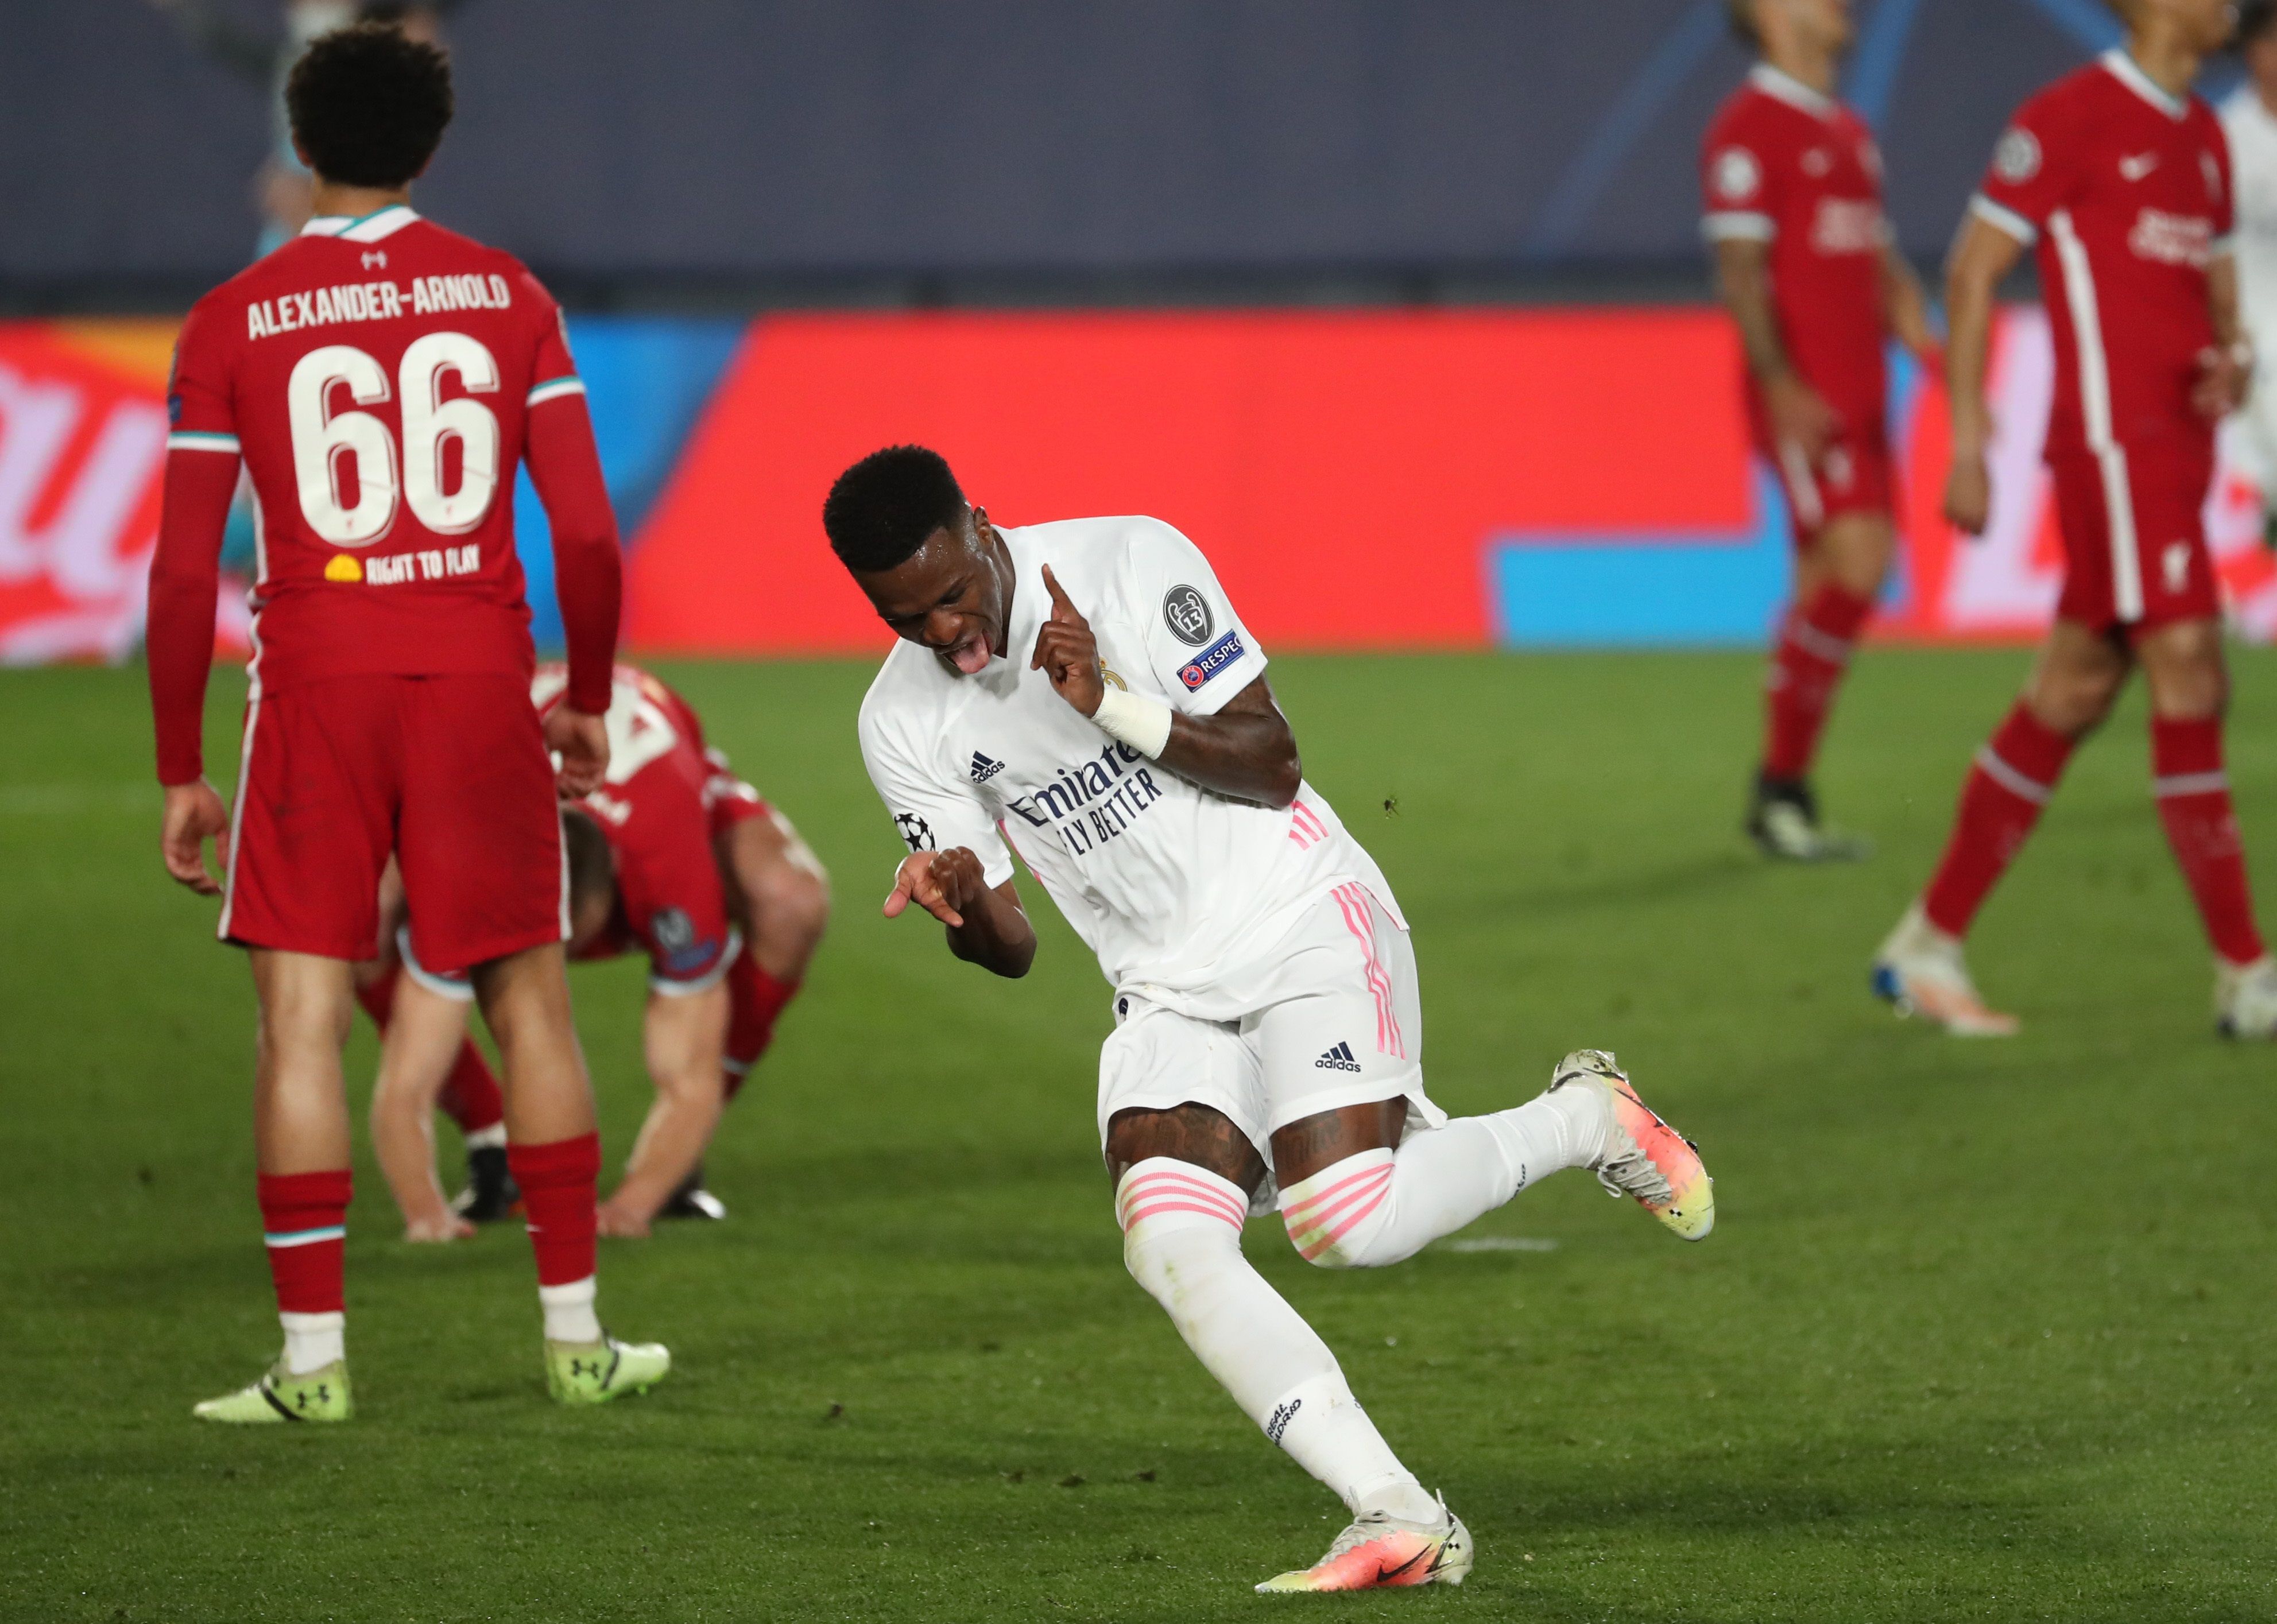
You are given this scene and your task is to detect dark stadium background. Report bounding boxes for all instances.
[9,0,2133,309]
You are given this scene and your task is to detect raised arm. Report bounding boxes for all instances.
[1941,215,2027,535]
[1029,564,1301,808]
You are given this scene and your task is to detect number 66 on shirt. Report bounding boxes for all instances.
[148,203,624,973]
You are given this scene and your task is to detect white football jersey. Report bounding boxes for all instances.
[2222,89,2277,337]
[2222,89,2277,482]
[858,515,1403,1006]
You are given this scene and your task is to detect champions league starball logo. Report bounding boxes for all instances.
[1995,127,2040,184]
[894,812,935,852]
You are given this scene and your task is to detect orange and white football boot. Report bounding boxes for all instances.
[1255,1497,1473,1594]
[1550,1049,1714,1242]
[1872,904,2019,1037]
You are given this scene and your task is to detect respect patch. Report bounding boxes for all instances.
[1178,630,1246,691]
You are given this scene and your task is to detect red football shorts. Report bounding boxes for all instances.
[2048,446,2220,634]
[220,673,566,972]
[1750,398,1892,545]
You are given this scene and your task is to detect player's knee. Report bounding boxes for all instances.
[1115,1157,1246,1300]
[1278,1148,1400,1270]
[749,862,830,959]
[2148,644,2229,720]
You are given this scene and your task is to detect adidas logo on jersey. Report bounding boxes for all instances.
[1315,1041,1361,1072]
[970,751,1005,784]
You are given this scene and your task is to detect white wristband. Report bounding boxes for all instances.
[1090,684,1173,758]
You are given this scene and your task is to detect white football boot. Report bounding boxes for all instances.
[1255,1496,1473,1593]
[1871,904,2019,1037]
[2216,955,2277,1039]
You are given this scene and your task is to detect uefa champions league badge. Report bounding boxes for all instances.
[1163,586,1214,647]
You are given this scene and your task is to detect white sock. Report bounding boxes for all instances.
[1117,1158,1430,1519]
[1280,1087,1613,1269]
[463,1123,507,1151]
[279,1310,344,1375]
[539,1276,602,1344]
[1268,1373,1442,1524]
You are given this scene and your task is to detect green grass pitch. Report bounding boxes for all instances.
[6,648,2277,1622]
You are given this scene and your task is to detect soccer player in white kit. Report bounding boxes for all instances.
[829,445,1716,1593]
[2225,0,2277,538]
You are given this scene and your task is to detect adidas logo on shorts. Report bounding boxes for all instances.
[1315,1041,1361,1072]
[970,751,1005,784]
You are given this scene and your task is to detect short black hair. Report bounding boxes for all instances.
[823,445,969,572]
[1726,0,1759,46]
[2243,0,2277,47]
[286,24,454,189]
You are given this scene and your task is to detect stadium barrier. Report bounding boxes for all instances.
[4,308,2271,666]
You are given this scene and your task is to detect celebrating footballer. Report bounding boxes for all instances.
[831,445,1715,1593]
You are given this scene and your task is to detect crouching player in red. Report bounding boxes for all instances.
[1875,0,2277,1037]
[147,26,669,1418]
[365,664,828,1237]
[1705,0,1940,858]
[355,863,520,1239]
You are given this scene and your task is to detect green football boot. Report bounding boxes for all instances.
[193,1359,353,1424]
[545,1335,671,1406]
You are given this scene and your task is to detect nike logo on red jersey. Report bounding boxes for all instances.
[2120,152,2159,182]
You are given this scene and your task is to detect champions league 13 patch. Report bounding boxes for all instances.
[1163,585,1214,647]
[1178,630,1245,692]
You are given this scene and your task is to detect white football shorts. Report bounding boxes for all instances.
[1096,882,1447,1210]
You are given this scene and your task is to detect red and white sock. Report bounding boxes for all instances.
[2152,715,2267,967]
[509,1133,603,1342]
[722,951,800,1103]
[1922,702,2077,937]
[260,1169,349,1373]
[1762,581,1875,782]
[436,1044,507,1143]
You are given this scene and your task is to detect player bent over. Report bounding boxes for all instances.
[1706,0,1939,858]
[1876,0,2277,1037]
[146,26,667,1418]
[355,861,520,1239]
[365,663,827,1236]
[831,447,1715,1593]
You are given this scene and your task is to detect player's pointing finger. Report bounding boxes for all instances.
[1041,564,1082,624]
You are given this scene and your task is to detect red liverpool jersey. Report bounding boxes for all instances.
[535,662,737,990]
[151,205,622,786]
[1701,64,1892,428]
[1972,49,2234,461]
